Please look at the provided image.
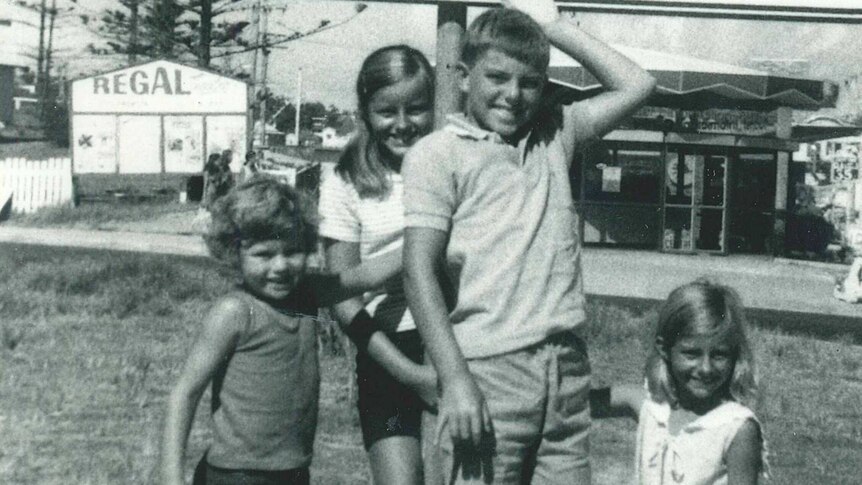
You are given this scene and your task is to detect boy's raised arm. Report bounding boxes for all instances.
[404,227,491,446]
[504,0,656,137]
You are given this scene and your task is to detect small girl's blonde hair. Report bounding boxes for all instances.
[646,278,758,408]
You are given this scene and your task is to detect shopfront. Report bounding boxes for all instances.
[572,133,787,255]
[550,47,838,256]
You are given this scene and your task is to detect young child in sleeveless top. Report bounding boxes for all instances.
[160,177,401,485]
[591,279,769,485]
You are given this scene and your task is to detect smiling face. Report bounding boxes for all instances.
[460,48,545,140]
[666,331,736,410]
[365,74,433,166]
[239,238,309,302]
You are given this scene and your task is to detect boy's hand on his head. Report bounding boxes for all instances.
[501,0,560,25]
[436,374,493,447]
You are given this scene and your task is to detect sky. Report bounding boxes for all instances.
[2,0,862,111]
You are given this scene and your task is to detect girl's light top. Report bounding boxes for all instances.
[207,290,319,471]
[635,398,769,485]
[318,170,415,333]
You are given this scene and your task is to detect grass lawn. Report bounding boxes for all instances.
[1,243,861,484]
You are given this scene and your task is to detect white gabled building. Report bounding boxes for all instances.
[70,60,249,174]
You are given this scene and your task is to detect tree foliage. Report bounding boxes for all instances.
[89,0,250,68]
[88,1,365,75]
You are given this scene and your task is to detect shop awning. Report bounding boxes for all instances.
[548,45,834,111]
[789,116,862,142]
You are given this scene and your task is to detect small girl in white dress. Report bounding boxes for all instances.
[591,278,769,484]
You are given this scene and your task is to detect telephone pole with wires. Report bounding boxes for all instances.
[258,1,269,148]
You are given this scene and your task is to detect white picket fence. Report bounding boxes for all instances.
[0,157,75,214]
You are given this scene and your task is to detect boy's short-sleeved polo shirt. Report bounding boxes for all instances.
[403,103,596,359]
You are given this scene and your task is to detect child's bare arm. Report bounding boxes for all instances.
[589,384,646,419]
[404,227,491,446]
[161,297,244,485]
[338,246,402,292]
[504,0,656,137]
[311,243,401,307]
[323,239,437,406]
[727,419,763,485]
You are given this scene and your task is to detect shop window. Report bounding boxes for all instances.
[665,151,693,205]
[583,145,661,203]
[734,153,776,210]
[664,207,692,251]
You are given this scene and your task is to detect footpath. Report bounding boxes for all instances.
[1,224,860,340]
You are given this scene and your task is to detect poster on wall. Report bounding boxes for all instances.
[206,115,247,173]
[72,115,117,173]
[118,116,161,173]
[601,166,622,192]
[164,116,204,173]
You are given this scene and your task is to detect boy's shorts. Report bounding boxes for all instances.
[435,331,592,485]
[356,329,425,450]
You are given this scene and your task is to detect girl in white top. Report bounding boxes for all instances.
[591,279,769,485]
[318,45,436,485]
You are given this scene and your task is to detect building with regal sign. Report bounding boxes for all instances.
[70,60,249,175]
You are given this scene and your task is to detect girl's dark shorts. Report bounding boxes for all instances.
[193,455,309,485]
[356,329,425,450]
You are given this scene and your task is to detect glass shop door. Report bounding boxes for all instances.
[663,150,728,254]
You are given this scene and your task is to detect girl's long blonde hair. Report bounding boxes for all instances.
[335,44,434,199]
[646,278,758,409]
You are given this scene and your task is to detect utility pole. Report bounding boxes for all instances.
[258,2,269,147]
[249,0,261,148]
[36,0,47,111]
[41,0,56,125]
[294,68,302,146]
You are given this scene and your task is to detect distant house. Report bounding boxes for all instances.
[319,126,351,149]
[0,63,42,140]
[253,120,286,147]
[317,113,355,149]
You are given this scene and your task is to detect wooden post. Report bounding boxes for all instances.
[434,2,467,128]
[773,106,793,257]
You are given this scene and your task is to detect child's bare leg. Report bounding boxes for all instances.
[368,437,423,485]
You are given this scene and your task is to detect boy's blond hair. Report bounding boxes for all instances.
[461,8,550,72]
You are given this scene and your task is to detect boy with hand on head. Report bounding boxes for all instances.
[402,1,655,483]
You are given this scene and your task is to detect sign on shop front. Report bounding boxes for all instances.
[678,109,776,136]
[630,107,777,137]
[92,67,192,96]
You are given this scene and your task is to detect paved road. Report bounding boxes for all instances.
[2,225,860,339]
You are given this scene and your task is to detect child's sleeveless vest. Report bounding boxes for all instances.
[207,291,319,471]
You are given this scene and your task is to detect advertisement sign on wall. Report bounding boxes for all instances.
[72,115,117,173]
[164,116,204,173]
[118,116,161,173]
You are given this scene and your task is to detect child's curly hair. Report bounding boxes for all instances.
[204,176,318,264]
